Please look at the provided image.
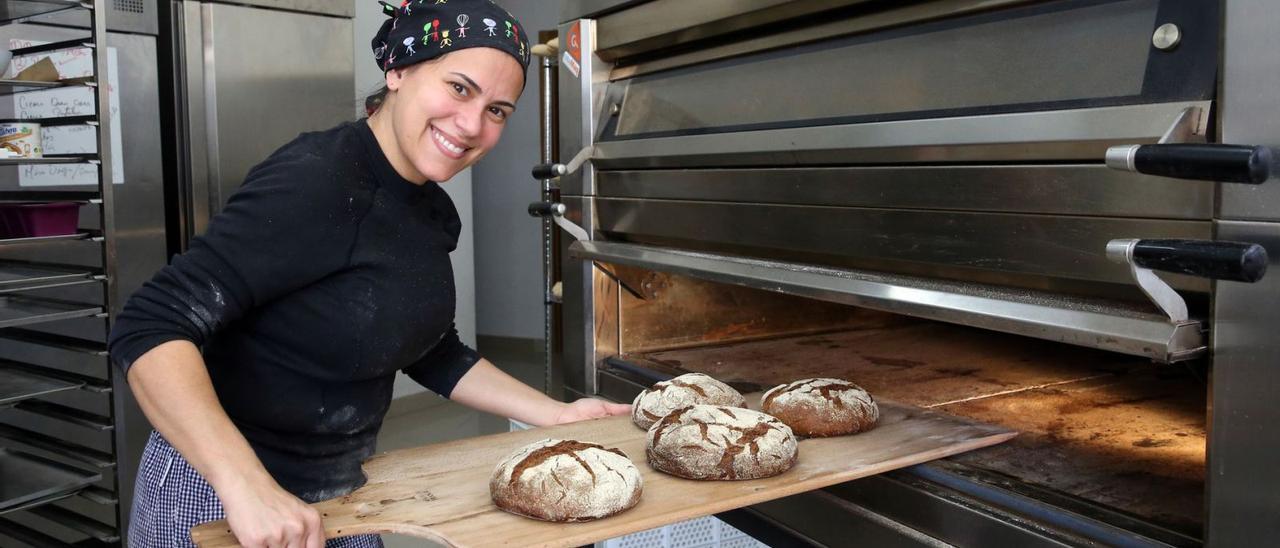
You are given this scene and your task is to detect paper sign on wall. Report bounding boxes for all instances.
[8,42,124,187]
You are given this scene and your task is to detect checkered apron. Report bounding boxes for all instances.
[129,431,383,548]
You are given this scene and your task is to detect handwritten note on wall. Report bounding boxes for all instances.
[8,42,124,187]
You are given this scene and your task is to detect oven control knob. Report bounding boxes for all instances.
[1105,143,1273,184]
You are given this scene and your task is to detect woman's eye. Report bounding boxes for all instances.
[451,82,467,95]
[489,107,508,121]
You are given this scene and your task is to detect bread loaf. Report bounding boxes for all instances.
[762,378,878,437]
[646,404,797,480]
[490,438,642,522]
[632,373,747,429]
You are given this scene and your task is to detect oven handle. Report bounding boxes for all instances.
[528,201,590,242]
[1105,143,1273,184]
[1108,238,1269,283]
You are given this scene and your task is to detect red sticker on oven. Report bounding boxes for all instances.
[564,21,582,79]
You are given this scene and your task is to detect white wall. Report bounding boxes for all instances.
[353,2,478,399]
[471,0,562,341]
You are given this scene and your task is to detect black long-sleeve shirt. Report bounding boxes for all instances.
[108,120,481,501]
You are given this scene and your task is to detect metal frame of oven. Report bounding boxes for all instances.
[540,1,1280,546]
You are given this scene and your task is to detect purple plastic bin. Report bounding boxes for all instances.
[0,202,80,239]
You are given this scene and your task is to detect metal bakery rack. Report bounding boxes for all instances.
[0,1,126,545]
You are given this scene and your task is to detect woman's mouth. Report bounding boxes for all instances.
[431,126,468,159]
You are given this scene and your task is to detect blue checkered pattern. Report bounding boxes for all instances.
[129,431,383,548]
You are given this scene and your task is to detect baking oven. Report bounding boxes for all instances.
[532,1,1280,546]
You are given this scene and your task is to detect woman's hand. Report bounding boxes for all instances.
[218,473,324,548]
[450,359,632,426]
[125,341,324,547]
[553,398,632,425]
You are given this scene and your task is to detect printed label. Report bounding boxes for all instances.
[562,50,580,78]
[567,21,582,63]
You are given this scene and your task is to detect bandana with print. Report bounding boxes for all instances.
[372,0,530,75]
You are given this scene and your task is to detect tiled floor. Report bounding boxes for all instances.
[374,344,544,548]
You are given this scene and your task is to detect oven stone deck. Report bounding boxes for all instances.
[632,321,1205,536]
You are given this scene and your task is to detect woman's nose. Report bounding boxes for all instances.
[454,105,484,138]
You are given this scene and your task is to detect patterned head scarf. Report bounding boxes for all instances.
[372,0,531,77]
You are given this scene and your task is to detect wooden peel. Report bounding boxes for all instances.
[191,399,1015,547]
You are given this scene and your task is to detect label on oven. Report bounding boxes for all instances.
[564,21,582,79]
[562,50,580,78]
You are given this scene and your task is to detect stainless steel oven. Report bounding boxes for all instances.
[534,1,1280,546]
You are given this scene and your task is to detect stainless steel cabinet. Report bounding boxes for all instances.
[173,0,354,247]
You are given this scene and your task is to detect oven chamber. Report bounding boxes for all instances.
[537,1,1280,546]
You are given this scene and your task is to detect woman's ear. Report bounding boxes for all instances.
[385,67,406,91]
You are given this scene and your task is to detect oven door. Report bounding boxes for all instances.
[593,0,1216,167]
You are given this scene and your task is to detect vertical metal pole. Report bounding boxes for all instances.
[89,0,128,536]
[93,0,116,318]
[539,53,556,396]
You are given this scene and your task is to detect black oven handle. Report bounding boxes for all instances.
[527,201,566,218]
[531,163,568,180]
[1121,239,1269,283]
[1105,144,1273,184]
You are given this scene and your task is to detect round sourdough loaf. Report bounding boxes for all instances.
[490,438,642,522]
[646,404,797,480]
[761,378,879,437]
[632,373,747,429]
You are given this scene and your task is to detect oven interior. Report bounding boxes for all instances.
[595,268,1206,541]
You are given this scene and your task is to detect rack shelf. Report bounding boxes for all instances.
[0,367,80,407]
[0,262,96,292]
[0,0,86,26]
[0,156,97,165]
[0,448,101,515]
[0,233,93,247]
[9,37,91,56]
[0,79,91,95]
[0,423,114,468]
[0,115,97,127]
[13,400,111,430]
[25,504,118,543]
[0,191,100,202]
[0,360,110,393]
[75,485,114,505]
[0,295,101,329]
[0,329,106,355]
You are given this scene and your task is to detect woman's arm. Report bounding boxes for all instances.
[129,340,324,548]
[448,358,631,426]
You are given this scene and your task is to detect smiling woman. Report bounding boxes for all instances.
[367,47,524,184]
[106,1,630,548]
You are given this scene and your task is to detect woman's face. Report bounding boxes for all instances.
[384,48,523,183]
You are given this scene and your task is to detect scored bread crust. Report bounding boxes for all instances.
[646,404,797,480]
[761,378,879,437]
[490,438,643,522]
[632,373,747,429]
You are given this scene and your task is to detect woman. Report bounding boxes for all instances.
[108,2,628,547]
